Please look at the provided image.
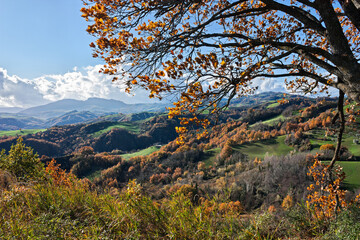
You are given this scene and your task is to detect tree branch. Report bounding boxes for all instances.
[262,0,326,35]
[339,0,360,32]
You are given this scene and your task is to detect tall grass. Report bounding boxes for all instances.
[1,176,360,239]
[0,179,249,239]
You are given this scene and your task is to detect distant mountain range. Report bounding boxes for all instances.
[0,98,168,130]
[18,98,168,119]
[229,92,305,107]
[46,111,100,127]
[0,92,330,131]
[0,107,24,113]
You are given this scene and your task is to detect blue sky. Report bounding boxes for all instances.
[0,0,99,79]
[0,0,160,108]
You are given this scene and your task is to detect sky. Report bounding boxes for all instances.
[0,1,334,109]
[0,0,99,78]
[0,0,161,108]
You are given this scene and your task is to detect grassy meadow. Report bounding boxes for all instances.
[92,122,142,137]
[0,129,46,137]
[121,145,161,160]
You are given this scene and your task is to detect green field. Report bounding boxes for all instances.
[121,145,161,160]
[262,114,287,126]
[203,130,359,163]
[92,122,141,137]
[338,161,360,189]
[84,168,103,181]
[0,129,46,137]
[249,113,286,128]
[232,135,294,159]
[321,161,360,190]
[312,129,360,189]
[266,101,280,108]
[83,146,162,179]
[308,129,360,157]
[203,148,221,166]
[201,135,294,165]
[200,134,360,190]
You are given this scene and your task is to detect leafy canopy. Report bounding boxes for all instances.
[81,0,360,140]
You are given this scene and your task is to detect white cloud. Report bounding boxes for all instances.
[251,77,288,93]
[0,66,159,108]
[0,68,48,107]
[251,77,338,98]
[0,67,338,109]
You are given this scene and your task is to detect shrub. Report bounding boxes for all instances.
[281,195,294,210]
[149,173,171,184]
[218,201,244,215]
[318,146,352,161]
[172,167,182,180]
[69,153,121,178]
[76,146,94,156]
[171,184,201,205]
[320,144,335,151]
[0,137,45,181]
[236,153,312,210]
[45,159,75,187]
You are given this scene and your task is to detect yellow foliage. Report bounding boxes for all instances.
[306,156,347,220]
[45,159,76,187]
[320,144,335,151]
[281,195,294,210]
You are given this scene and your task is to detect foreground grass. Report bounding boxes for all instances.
[0,129,46,137]
[0,180,249,240]
[2,178,360,240]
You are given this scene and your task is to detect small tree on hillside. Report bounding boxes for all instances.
[0,137,45,181]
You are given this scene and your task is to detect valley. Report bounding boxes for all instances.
[1,92,359,188]
[1,92,360,239]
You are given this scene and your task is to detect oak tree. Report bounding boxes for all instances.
[81,0,360,160]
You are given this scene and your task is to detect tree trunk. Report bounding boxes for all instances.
[328,89,345,170]
[328,89,345,214]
